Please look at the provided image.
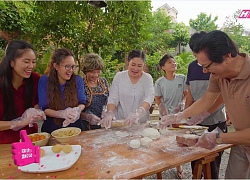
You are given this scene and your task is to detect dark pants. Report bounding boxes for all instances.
[81,120,101,131]
[191,121,228,179]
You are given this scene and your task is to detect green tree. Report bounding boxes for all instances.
[189,12,218,31]
[28,1,152,62]
[174,52,194,75]
[141,9,173,55]
[223,10,250,54]
[0,1,35,43]
[170,22,190,54]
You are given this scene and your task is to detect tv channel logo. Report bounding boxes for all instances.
[238,10,250,18]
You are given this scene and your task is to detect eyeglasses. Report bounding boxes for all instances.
[197,61,213,69]
[61,64,78,71]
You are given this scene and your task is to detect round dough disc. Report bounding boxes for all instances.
[129,139,141,149]
[115,131,129,138]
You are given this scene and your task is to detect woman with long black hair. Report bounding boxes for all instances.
[0,40,45,144]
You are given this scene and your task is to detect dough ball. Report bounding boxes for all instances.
[142,128,160,140]
[129,139,141,149]
[115,131,129,138]
[51,144,63,153]
[140,137,153,147]
[62,144,72,154]
[40,148,45,157]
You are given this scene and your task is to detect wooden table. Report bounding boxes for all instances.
[0,127,232,179]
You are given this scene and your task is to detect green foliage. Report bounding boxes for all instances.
[0,2,21,32]
[141,9,173,54]
[0,47,4,60]
[146,51,164,82]
[223,10,250,54]
[35,45,54,75]
[170,22,190,53]
[0,1,35,36]
[2,2,250,85]
[28,1,152,63]
[189,12,218,31]
[174,52,194,75]
[101,55,124,85]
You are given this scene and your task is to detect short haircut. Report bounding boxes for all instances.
[159,54,174,67]
[80,53,104,74]
[193,30,239,63]
[128,50,146,63]
[189,31,207,51]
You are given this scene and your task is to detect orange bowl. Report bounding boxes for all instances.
[26,132,50,146]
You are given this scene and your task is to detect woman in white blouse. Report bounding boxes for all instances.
[101,50,155,129]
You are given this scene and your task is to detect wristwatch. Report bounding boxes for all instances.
[216,133,222,144]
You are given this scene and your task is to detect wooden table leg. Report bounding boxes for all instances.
[193,160,203,179]
[192,153,219,179]
[156,172,162,179]
[203,162,212,178]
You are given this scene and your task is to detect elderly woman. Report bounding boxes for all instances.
[79,53,109,130]
[101,49,155,129]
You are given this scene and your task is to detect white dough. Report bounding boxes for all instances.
[140,137,153,147]
[142,128,160,140]
[182,134,199,139]
[115,131,129,138]
[129,139,141,149]
[159,129,171,135]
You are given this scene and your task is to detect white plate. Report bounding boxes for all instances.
[18,145,81,173]
[178,125,208,129]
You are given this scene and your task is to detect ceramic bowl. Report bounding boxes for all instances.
[51,127,81,144]
[27,132,50,146]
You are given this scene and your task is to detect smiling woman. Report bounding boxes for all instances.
[79,53,109,131]
[0,40,45,144]
[38,48,86,133]
[101,50,155,129]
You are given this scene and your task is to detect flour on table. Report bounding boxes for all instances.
[159,129,172,135]
[140,137,153,147]
[115,131,129,138]
[129,139,141,149]
[142,128,160,140]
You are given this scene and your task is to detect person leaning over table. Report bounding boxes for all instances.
[38,48,86,134]
[0,40,45,144]
[186,31,227,179]
[79,53,109,130]
[154,54,187,179]
[100,49,155,129]
[159,30,250,179]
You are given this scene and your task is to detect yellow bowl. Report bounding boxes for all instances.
[51,127,81,144]
[27,132,50,147]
